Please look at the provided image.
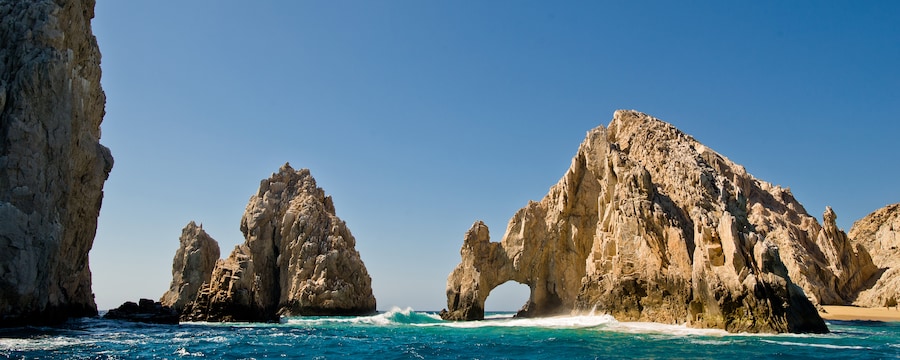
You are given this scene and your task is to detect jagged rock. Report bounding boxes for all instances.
[181,164,376,321]
[441,110,877,333]
[104,299,178,325]
[848,203,900,307]
[0,0,113,326]
[814,207,879,303]
[160,221,220,314]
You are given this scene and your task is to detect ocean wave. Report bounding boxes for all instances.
[285,307,442,326]
[759,339,871,350]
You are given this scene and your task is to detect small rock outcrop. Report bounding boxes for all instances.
[0,0,113,326]
[181,164,376,321]
[848,203,900,307]
[104,299,178,325]
[442,110,877,333]
[160,221,221,314]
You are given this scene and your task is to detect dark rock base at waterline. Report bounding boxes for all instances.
[104,299,178,325]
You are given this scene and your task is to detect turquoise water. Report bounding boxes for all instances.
[1,308,898,359]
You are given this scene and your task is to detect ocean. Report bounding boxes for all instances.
[1,308,898,359]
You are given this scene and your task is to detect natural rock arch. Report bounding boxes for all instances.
[441,217,590,320]
[484,281,531,312]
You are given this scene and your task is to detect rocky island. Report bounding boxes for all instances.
[178,164,376,322]
[442,110,879,333]
[0,0,113,326]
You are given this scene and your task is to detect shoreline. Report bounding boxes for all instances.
[819,305,900,322]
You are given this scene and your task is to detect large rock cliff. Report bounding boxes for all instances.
[0,0,113,326]
[848,203,900,307]
[443,110,875,333]
[181,164,376,321]
[160,221,220,314]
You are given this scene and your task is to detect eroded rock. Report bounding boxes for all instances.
[181,164,376,321]
[160,221,220,314]
[442,110,873,333]
[848,203,900,307]
[104,299,178,325]
[0,0,113,326]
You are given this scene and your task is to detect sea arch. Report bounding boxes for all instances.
[484,281,531,313]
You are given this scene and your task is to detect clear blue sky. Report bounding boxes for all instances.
[90,1,900,312]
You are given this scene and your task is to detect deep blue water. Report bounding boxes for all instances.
[1,308,898,359]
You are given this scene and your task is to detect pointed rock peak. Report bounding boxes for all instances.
[609,110,678,136]
[185,220,201,231]
[161,221,221,314]
[822,206,838,232]
[279,162,295,174]
[463,221,490,245]
[824,206,837,226]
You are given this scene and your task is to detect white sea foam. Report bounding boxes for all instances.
[0,336,94,352]
[760,339,870,350]
[606,320,731,337]
[174,347,206,357]
[233,307,844,340]
[420,314,617,330]
[285,306,425,326]
[483,313,516,320]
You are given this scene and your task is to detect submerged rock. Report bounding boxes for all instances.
[104,299,178,325]
[181,164,376,321]
[441,110,875,333]
[160,221,221,314]
[0,0,113,326]
[848,203,900,307]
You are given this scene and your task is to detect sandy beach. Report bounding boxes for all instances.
[819,305,900,322]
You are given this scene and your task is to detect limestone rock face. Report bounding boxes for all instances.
[0,0,113,326]
[160,221,220,314]
[442,110,876,333]
[181,164,376,321]
[848,203,900,307]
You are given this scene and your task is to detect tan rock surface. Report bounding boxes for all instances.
[182,164,375,321]
[0,0,113,326]
[443,110,875,333]
[160,221,220,314]
[848,203,900,307]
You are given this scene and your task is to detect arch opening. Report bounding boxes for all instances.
[484,281,531,315]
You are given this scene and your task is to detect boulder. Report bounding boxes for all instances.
[0,0,113,326]
[441,110,872,333]
[848,203,900,307]
[181,164,376,321]
[160,221,220,314]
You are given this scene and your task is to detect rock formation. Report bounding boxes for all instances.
[104,299,178,325]
[181,164,376,321]
[443,110,876,333]
[847,203,900,307]
[0,0,113,326]
[160,221,221,314]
